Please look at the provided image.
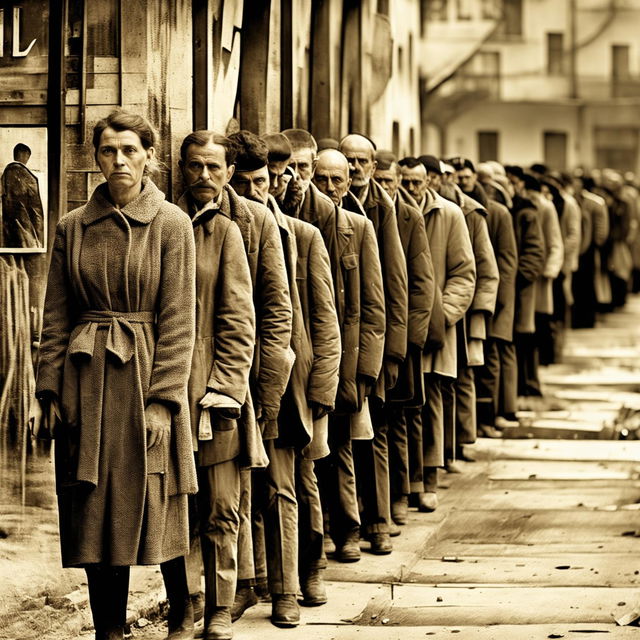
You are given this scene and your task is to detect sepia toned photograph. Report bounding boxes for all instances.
[2,1,640,639]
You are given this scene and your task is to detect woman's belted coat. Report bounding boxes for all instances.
[37,179,197,567]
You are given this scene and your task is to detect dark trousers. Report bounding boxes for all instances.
[476,338,518,426]
[441,376,457,461]
[196,459,241,607]
[408,373,444,494]
[572,248,597,329]
[251,440,298,595]
[455,365,476,446]
[388,405,410,500]
[515,331,542,397]
[296,456,326,578]
[354,396,391,534]
[316,413,360,546]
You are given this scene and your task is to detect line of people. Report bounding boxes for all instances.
[34,109,637,640]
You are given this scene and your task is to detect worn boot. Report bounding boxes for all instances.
[271,594,300,628]
[230,585,258,622]
[160,557,195,640]
[368,532,393,555]
[190,592,204,624]
[300,569,327,606]
[334,530,361,563]
[391,496,408,525]
[204,606,233,640]
[417,491,438,512]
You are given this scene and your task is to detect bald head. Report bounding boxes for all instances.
[339,134,377,188]
[313,149,351,205]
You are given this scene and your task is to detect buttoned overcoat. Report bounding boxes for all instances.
[37,180,197,567]
[176,188,257,468]
[420,190,476,378]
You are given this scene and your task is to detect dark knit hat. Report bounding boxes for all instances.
[418,154,442,175]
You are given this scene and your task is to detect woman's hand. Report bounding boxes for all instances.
[145,402,171,449]
[29,395,61,439]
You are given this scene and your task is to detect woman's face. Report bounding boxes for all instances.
[96,127,154,194]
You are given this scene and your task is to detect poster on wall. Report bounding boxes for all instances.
[0,127,47,253]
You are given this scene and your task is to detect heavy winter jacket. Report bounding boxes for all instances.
[529,190,564,315]
[420,189,476,378]
[389,189,435,405]
[342,179,408,399]
[177,188,260,468]
[231,194,293,433]
[511,195,546,334]
[265,196,341,458]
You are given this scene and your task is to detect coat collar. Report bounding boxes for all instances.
[81,179,166,226]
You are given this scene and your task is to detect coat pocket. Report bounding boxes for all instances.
[147,427,170,475]
[341,253,360,322]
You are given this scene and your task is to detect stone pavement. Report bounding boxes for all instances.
[4,297,640,640]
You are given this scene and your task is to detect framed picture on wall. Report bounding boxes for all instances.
[0,127,47,254]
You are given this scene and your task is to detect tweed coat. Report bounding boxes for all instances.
[389,189,435,405]
[454,190,499,365]
[511,195,546,334]
[229,192,293,439]
[528,190,564,314]
[484,198,518,341]
[301,183,385,419]
[37,179,196,567]
[420,188,476,378]
[342,179,408,400]
[265,195,341,458]
[176,189,258,468]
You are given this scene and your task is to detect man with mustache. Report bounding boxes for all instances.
[172,130,292,640]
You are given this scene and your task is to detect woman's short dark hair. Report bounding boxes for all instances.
[179,130,237,166]
[92,110,156,159]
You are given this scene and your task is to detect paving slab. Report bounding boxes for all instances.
[486,459,639,480]
[386,585,640,625]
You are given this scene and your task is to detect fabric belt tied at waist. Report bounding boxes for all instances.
[68,309,155,364]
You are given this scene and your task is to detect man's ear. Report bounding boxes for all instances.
[311,157,318,176]
[226,164,235,182]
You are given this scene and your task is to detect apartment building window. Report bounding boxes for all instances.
[478,131,499,162]
[392,121,400,157]
[547,33,565,75]
[377,0,389,15]
[595,127,638,171]
[544,132,568,170]
[481,0,500,20]
[612,44,632,97]
[457,0,471,20]
[424,0,448,21]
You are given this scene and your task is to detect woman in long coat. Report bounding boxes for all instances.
[35,111,197,640]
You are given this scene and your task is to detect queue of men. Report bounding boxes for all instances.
[166,125,636,640]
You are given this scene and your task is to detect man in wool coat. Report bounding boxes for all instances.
[399,156,475,512]
[281,131,385,581]
[310,148,386,563]
[338,133,409,557]
[171,130,291,640]
[374,150,435,534]
[453,159,518,438]
[229,131,341,628]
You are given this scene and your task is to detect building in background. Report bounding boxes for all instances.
[422,0,640,172]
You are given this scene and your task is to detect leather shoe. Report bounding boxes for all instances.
[445,459,464,474]
[388,521,401,537]
[300,569,327,606]
[254,577,271,603]
[205,607,232,640]
[369,532,392,554]
[417,491,438,512]
[190,592,204,624]
[391,496,408,525]
[271,594,300,628]
[230,586,257,623]
[478,424,503,438]
[335,532,361,562]
[166,597,194,639]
